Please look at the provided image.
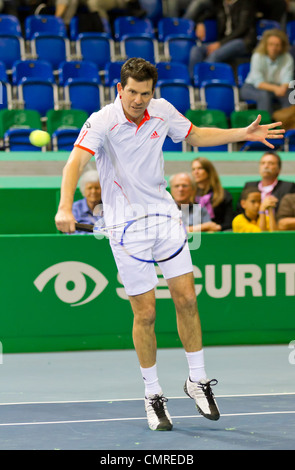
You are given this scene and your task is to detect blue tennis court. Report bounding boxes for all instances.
[0,345,294,451]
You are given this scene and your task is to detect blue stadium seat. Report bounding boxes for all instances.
[284,130,295,151]
[139,0,163,24]
[30,34,71,71]
[63,78,104,115]
[202,19,218,43]
[12,60,54,85]
[104,61,124,101]
[114,16,155,40]
[193,62,236,88]
[158,18,195,42]
[104,61,124,87]
[163,36,195,65]
[0,35,25,70]
[287,21,295,45]
[58,61,99,86]
[200,81,240,117]
[155,81,195,115]
[256,19,281,40]
[240,139,285,151]
[0,81,13,110]
[75,33,115,71]
[0,14,22,36]
[17,78,59,116]
[237,62,256,106]
[0,61,8,82]
[25,15,67,40]
[156,62,191,85]
[195,143,229,152]
[120,36,159,63]
[69,16,111,40]
[52,128,80,151]
[237,62,250,87]
[4,128,44,151]
[163,136,183,151]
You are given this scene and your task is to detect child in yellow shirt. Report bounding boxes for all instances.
[232,187,277,232]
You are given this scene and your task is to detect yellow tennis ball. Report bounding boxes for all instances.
[29,130,50,147]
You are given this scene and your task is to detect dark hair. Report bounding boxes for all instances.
[260,151,282,169]
[240,186,261,201]
[120,57,158,90]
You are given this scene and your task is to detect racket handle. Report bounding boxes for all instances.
[75,223,94,232]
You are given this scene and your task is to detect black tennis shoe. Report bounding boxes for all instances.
[145,394,173,431]
[184,378,220,421]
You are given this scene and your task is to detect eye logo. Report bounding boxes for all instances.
[34,261,108,306]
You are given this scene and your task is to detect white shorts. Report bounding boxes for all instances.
[110,237,193,297]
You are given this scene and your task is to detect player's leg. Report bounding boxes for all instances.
[166,271,203,353]
[129,289,173,431]
[167,271,220,421]
[110,240,172,430]
[129,288,157,369]
[158,245,220,421]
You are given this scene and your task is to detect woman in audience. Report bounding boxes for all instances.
[240,28,294,116]
[191,157,234,231]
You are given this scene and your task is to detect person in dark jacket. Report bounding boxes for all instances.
[235,151,295,215]
[188,0,257,77]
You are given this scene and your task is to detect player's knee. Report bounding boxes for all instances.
[133,307,156,328]
[175,291,197,315]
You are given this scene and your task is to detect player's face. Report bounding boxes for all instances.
[170,174,193,204]
[117,78,154,125]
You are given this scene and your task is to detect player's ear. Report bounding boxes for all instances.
[117,82,123,97]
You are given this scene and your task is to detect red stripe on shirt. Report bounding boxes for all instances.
[74,144,95,155]
[185,122,193,138]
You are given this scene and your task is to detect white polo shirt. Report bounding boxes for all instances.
[74,95,192,226]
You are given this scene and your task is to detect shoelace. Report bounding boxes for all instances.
[148,394,168,409]
[147,395,169,419]
[198,379,218,399]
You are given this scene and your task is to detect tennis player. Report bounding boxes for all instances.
[55,58,284,431]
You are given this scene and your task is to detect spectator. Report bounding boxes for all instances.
[164,0,211,19]
[188,0,257,77]
[232,186,277,232]
[191,157,234,231]
[86,0,146,20]
[286,0,295,20]
[240,29,294,116]
[277,193,295,230]
[169,172,221,232]
[72,170,103,232]
[256,0,287,24]
[236,151,295,214]
[55,0,80,26]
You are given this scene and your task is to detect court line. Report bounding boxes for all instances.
[0,392,294,406]
[0,410,295,427]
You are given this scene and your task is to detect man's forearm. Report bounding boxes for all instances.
[186,125,247,148]
[58,160,81,212]
[278,217,295,230]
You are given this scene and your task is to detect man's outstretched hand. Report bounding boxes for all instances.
[245,114,285,149]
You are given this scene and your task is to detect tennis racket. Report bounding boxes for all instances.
[75,213,187,263]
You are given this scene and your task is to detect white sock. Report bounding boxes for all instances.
[185,349,207,382]
[140,364,162,397]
